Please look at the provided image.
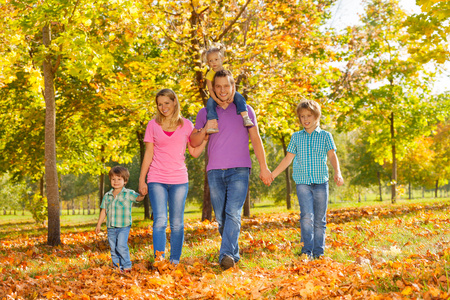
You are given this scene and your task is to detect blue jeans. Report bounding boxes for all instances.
[208,168,250,263]
[107,226,132,270]
[296,182,329,258]
[206,91,248,120]
[148,182,188,264]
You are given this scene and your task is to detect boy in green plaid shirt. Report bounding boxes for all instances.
[271,100,344,259]
[95,166,144,272]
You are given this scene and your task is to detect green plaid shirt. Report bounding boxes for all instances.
[287,127,337,185]
[100,187,140,228]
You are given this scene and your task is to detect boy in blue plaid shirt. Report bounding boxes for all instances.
[271,100,344,259]
[95,166,144,272]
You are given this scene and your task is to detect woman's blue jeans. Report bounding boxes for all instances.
[207,168,250,263]
[107,226,132,270]
[148,182,188,264]
[296,182,329,258]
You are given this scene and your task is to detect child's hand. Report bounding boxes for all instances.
[334,173,344,186]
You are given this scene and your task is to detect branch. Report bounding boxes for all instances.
[215,0,252,42]
[156,25,185,47]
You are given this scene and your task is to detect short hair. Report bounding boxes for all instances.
[213,69,235,88]
[155,88,183,127]
[108,166,130,182]
[296,100,321,120]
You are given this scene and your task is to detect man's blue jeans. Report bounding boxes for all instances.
[208,168,250,263]
[148,182,188,264]
[296,182,329,258]
[206,91,248,120]
[107,226,132,270]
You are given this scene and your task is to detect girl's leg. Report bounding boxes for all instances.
[312,182,329,258]
[148,182,169,259]
[233,92,253,127]
[296,184,314,257]
[167,183,189,264]
[206,97,220,133]
[206,97,219,120]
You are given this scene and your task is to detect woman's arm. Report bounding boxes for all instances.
[187,137,208,158]
[138,142,154,196]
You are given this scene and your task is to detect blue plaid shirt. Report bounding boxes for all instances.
[287,127,337,185]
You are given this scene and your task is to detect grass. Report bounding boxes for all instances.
[0,197,449,298]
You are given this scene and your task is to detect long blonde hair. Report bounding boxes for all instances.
[155,89,183,128]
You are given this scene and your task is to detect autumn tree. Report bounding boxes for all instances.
[331,0,439,203]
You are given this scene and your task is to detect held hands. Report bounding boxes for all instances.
[139,180,148,196]
[260,168,273,186]
[334,173,344,187]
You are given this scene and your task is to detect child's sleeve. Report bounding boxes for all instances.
[129,190,141,203]
[326,132,337,152]
[286,134,297,154]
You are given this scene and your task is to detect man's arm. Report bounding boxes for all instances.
[248,125,272,186]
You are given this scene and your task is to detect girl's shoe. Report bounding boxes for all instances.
[243,116,254,127]
[206,128,219,134]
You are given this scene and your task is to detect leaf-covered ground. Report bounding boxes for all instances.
[1,201,449,299]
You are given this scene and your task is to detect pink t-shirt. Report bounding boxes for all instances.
[144,118,194,184]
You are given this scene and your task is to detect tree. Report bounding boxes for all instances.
[406,0,450,64]
[332,0,438,203]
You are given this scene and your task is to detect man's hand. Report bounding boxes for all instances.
[260,167,273,186]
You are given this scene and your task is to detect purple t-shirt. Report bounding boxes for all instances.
[194,103,257,171]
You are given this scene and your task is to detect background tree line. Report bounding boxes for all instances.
[0,0,449,245]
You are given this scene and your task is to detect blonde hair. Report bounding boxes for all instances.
[204,43,225,63]
[155,89,183,128]
[296,100,321,121]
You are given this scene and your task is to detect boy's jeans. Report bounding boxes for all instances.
[148,182,188,264]
[107,226,132,270]
[207,167,250,263]
[206,91,248,120]
[296,182,329,258]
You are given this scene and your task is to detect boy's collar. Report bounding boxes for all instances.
[302,126,321,134]
[106,187,126,195]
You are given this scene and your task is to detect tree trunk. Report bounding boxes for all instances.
[281,136,291,209]
[87,194,91,215]
[377,171,383,201]
[408,180,411,200]
[137,130,151,219]
[72,199,75,215]
[43,23,61,246]
[435,179,439,198]
[201,156,212,221]
[99,146,105,209]
[390,112,397,204]
[243,187,250,217]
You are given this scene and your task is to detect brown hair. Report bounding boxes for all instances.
[212,69,235,88]
[155,89,183,128]
[296,100,321,120]
[108,166,130,182]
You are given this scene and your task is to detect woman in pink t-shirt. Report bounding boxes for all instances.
[138,89,207,264]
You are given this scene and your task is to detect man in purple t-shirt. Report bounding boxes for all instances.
[190,70,272,270]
